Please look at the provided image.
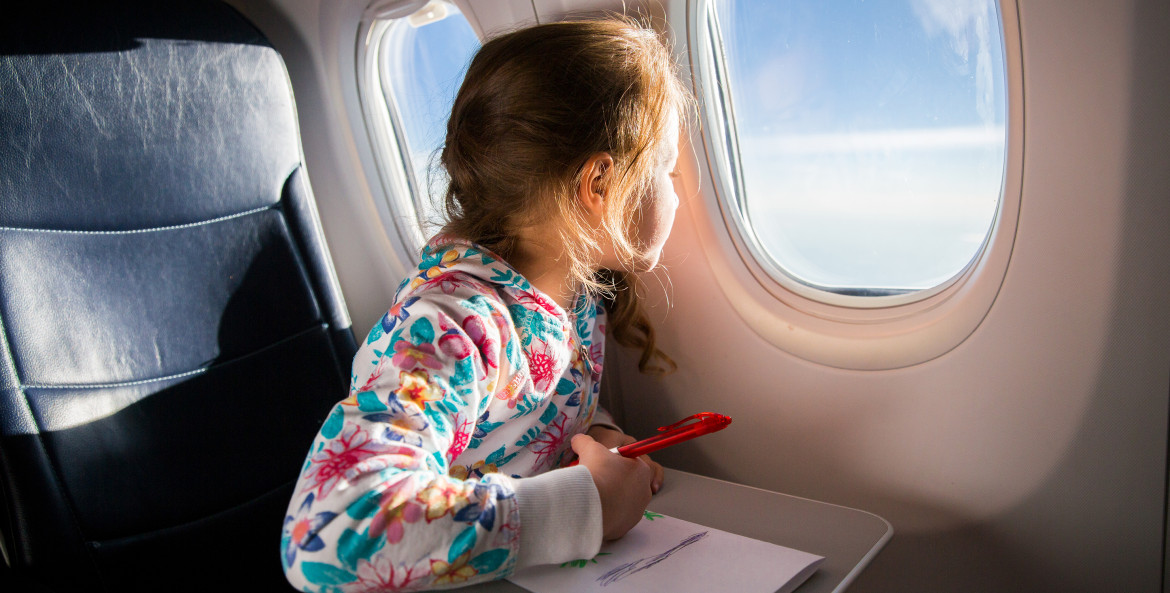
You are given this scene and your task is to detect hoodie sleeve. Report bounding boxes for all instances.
[280,280,600,592]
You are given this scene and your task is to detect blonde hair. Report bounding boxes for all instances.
[440,18,692,374]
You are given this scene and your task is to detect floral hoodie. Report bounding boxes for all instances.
[282,236,610,591]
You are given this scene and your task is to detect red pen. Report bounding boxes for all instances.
[568,412,732,465]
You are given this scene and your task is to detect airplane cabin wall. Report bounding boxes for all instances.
[610,1,1170,592]
[226,0,1170,591]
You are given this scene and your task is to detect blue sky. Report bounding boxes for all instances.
[716,0,1008,290]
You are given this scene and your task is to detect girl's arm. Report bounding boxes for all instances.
[280,282,601,592]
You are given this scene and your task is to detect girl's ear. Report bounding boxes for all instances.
[577,152,614,220]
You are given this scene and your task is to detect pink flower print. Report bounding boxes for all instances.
[433,272,464,294]
[392,340,442,371]
[418,477,470,522]
[526,339,557,394]
[494,372,525,409]
[516,291,561,317]
[302,424,397,498]
[528,413,571,471]
[462,315,498,371]
[346,557,425,592]
[369,478,425,544]
[438,331,473,360]
[394,370,444,412]
[447,414,473,462]
[437,311,459,333]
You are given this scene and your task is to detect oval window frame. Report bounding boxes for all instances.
[356,1,481,262]
[684,0,1023,369]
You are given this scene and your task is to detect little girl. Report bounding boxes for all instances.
[282,18,691,591]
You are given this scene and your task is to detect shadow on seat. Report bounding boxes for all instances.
[0,1,355,591]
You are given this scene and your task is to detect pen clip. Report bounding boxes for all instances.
[657,412,721,433]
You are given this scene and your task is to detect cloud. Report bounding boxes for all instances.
[910,0,1000,123]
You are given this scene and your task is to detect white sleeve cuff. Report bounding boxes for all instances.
[508,465,603,568]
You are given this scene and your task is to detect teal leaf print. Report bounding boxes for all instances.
[321,406,344,439]
[576,316,590,343]
[451,357,474,386]
[450,525,478,562]
[510,392,542,418]
[460,294,493,317]
[389,327,405,348]
[410,317,435,345]
[509,305,565,343]
[425,396,460,419]
[337,527,385,571]
[538,402,559,425]
[473,416,502,438]
[301,562,356,586]
[280,533,293,570]
[427,406,453,436]
[555,378,576,395]
[485,266,529,289]
[513,426,542,449]
[484,445,519,467]
[506,337,521,369]
[485,445,508,465]
[489,268,515,285]
[345,490,382,520]
[356,391,386,412]
[365,322,384,345]
[470,549,509,573]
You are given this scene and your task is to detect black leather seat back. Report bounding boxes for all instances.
[0,2,355,590]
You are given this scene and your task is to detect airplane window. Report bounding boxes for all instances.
[703,0,1008,302]
[375,1,480,241]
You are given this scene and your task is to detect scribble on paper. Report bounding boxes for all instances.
[596,531,709,587]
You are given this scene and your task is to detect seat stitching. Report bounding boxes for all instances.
[0,205,274,235]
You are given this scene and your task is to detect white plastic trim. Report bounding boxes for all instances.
[682,0,1024,370]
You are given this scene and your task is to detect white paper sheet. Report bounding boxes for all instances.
[507,512,823,593]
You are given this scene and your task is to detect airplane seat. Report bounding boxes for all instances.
[0,1,356,591]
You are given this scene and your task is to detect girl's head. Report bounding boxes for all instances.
[440,18,693,373]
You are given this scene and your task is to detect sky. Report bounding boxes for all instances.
[382,0,1009,293]
[716,0,1008,290]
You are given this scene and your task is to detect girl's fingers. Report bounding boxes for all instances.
[642,455,665,494]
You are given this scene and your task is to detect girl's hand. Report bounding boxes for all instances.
[572,433,654,541]
[585,425,665,494]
